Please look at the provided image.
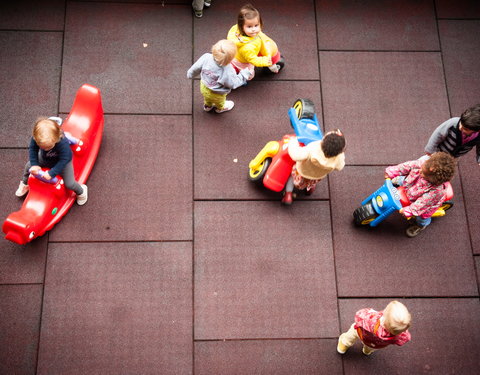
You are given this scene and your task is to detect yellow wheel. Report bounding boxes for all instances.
[248,158,271,182]
[440,201,454,211]
[353,203,378,226]
[293,98,315,120]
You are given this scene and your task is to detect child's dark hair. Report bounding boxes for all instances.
[321,130,346,158]
[460,104,480,131]
[237,3,263,36]
[422,152,456,185]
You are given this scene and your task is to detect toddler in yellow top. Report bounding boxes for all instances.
[227,3,283,79]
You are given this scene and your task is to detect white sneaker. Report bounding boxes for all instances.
[215,100,234,113]
[77,184,88,205]
[204,0,211,7]
[268,64,280,73]
[15,181,29,197]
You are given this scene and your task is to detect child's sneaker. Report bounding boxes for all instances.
[15,181,29,197]
[337,339,348,354]
[406,224,426,238]
[215,100,234,113]
[194,9,203,18]
[362,345,374,356]
[305,185,316,196]
[281,191,293,205]
[204,0,211,7]
[268,64,280,73]
[77,184,88,205]
[204,104,214,112]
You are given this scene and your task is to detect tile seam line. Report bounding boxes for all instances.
[191,10,196,375]
[47,240,193,244]
[194,337,340,342]
[338,295,479,299]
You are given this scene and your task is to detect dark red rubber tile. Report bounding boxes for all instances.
[475,257,480,287]
[37,242,192,375]
[330,166,478,297]
[316,0,439,51]
[459,158,480,255]
[193,0,319,80]
[320,51,449,165]
[60,2,192,114]
[195,339,342,375]
[0,1,64,30]
[194,81,327,200]
[438,20,480,116]
[339,298,480,374]
[0,150,47,283]
[436,0,480,18]
[0,31,62,147]
[49,115,192,242]
[0,285,42,375]
[194,201,338,339]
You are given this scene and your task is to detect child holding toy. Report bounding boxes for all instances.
[187,39,251,113]
[282,130,346,205]
[227,3,281,79]
[337,301,411,356]
[385,152,456,237]
[15,117,88,205]
[425,104,480,164]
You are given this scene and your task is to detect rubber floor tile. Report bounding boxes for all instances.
[475,257,480,287]
[0,0,64,30]
[339,298,480,374]
[436,0,480,18]
[193,80,326,200]
[194,201,338,339]
[0,285,42,375]
[49,115,192,242]
[459,158,480,255]
[193,0,319,80]
[37,242,193,375]
[320,51,450,165]
[60,2,192,114]
[330,166,478,297]
[195,339,342,375]
[316,0,439,51]
[0,149,48,283]
[438,20,480,116]
[0,31,62,147]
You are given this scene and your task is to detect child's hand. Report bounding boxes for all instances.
[43,173,52,181]
[399,208,405,217]
[29,166,41,175]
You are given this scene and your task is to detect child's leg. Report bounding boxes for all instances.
[362,345,377,356]
[406,216,431,237]
[192,0,204,11]
[231,59,255,79]
[61,161,84,195]
[21,161,32,184]
[338,323,359,353]
[200,82,226,108]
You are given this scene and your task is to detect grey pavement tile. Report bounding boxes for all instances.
[339,298,480,374]
[438,20,480,116]
[330,166,478,297]
[0,149,48,283]
[0,31,62,147]
[0,0,65,30]
[60,1,192,114]
[195,339,343,375]
[193,80,326,200]
[194,201,338,340]
[320,51,450,165]
[459,158,480,255]
[37,242,193,375]
[436,0,480,18]
[0,284,42,375]
[316,0,439,51]
[194,0,319,80]
[49,114,192,242]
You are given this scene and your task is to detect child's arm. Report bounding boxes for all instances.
[47,139,72,178]
[401,188,444,218]
[385,160,416,179]
[287,137,310,161]
[334,153,346,171]
[217,67,251,89]
[240,43,272,67]
[187,53,208,79]
[28,138,40,167]
[424,118,458,155]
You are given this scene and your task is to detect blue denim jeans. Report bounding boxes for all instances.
[393,176,431,228]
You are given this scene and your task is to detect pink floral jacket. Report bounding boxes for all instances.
[354,308,411,349]
[385,159,447,218]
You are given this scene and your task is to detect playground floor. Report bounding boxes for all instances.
[1,1,479,374]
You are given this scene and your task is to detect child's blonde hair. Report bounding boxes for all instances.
[383,300,411,335]
[33,117,62,147]
[212,39,237,66]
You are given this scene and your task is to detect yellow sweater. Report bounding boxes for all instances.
[288,138,345,180]
[227,25,278,67]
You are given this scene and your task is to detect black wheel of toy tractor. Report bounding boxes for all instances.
[248,157,271,183]
[276,56,285,71]
[292,98,315,120]
[440,200,454,212]
[353,203,378,226]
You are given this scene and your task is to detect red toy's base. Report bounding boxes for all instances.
[263,134,296,193]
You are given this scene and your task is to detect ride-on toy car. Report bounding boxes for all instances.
[248,98,322,192]
[3,84,104,245]
[353,178,454,227]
